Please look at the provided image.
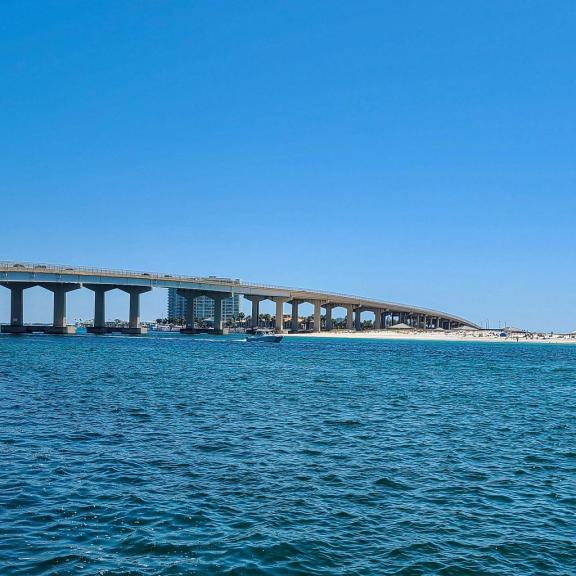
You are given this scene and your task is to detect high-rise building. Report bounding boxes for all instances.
[167,289,240,323]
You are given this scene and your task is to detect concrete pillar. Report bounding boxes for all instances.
[9,284,32,326]
[324,305,333,331]
[0,283,35,328]
[40,283,81,332]
[212,295,225,331]
[355,308,362,331]
[178,290,231,334]
[129,292,140,328]
[273,298,287,333]
[91,287,114,328]
[119,286,152,329]
[177,288,196,329]
[313,300,322,332]
[251,299,259,327]
[185,296,195,328]
[244,296,265,328]
[94,289,106,328]
[53,287,67,327]
[346,305,354,330]
[374,309,382,330]
[290,300,300,332]
[85,285,115,334]
[11,286,24,326]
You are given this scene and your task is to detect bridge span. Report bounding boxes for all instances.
[0,262,479,335]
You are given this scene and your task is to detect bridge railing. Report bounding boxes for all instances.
[0,260,334,293]
[0,260,388,300]
[0,260,224,284]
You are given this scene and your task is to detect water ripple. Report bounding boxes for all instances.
[0,335,575,574]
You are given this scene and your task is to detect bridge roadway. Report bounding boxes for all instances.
[0,262,479,335]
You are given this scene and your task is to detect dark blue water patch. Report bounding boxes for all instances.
[0,334,575,575]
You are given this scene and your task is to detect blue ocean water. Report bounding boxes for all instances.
[0,334,574,575]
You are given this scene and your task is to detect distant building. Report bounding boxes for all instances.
[167,289,240,323]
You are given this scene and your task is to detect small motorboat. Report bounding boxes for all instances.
[246,329,283,343]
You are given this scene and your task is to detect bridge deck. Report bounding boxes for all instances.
[0,261,478,328]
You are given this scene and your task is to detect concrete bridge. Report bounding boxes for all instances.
[0,262,479,335]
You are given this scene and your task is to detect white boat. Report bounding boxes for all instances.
[246,329,283,343]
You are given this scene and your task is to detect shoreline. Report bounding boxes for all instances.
[283,330,576,345]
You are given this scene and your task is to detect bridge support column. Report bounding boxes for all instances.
[355,308,362,331]
[313,300,322,332]
[374,309,382,330]
[179,289,231,334]
[346,305,354,330]
[185,296,195,329]
[212,295,225,332]
[324,304,334,331]
[85,285,116,334]
[11,285,25,327]
[290,300,300,332]
[0,283,35,333]
[273,298,288,333]
[119,286,152,334]
[244,296,265,328]
[177,288,196,331]
[42,283,81,334]
[95,289,106,329]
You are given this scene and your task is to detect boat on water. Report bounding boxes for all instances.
[246,329,283,343]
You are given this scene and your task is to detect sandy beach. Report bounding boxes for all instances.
[285,329,576,344]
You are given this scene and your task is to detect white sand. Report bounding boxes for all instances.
[284,329,576,344]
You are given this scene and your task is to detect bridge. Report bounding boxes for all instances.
[0,262,479,334]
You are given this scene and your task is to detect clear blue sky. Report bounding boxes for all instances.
[1,1,575,331]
